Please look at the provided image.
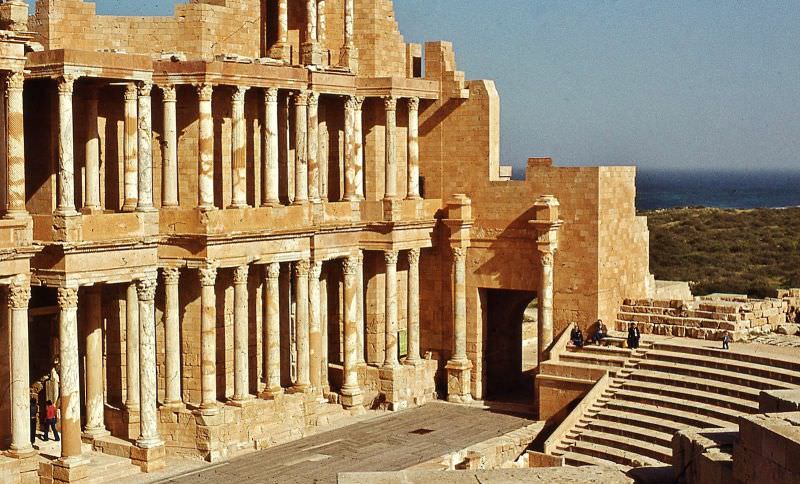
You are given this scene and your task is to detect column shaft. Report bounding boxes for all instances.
[6,72,26,216]
[308,261,322,392]
[406,98,421,199]
[125,282,140,409]
[84,87,101,211]
[84,286,107,436]
[233,265,251,401]
[137,273,161,447]
[538,251,555,359]
[354,97,365,198]
[57,76,77,215]
[262,88,280,206]
[383,251,399,367]
[452,248,468,361]
[137,82,154,211]
[306,0,317,43]
[263,263,282,396]
[339,0,358,70]
[343,96,356,200]
[161,85,179,207]
[383,97,398,200]
[197,84,215,209]
[355,252,365,364]
[317,0,326,45]
[294,260,310,391]
[293,92,309,204]
[163,267,181,405]
[405,249,421,364]
[340,256,362,407]
[199,264,218,412]
[269,0,289,60]
[307,93,320,202]
[57,287,81,458]
[9,279,32,455]
[122,83,138,211]
[231,86,249,208]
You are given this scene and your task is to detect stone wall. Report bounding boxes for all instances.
[733,412,800,484]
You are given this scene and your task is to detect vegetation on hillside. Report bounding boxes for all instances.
[643,207,800,298]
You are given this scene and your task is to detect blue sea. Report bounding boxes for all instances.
[636,169,800,211]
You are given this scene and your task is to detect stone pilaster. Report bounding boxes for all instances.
[162,267,181,406]
[341,256,363,408]
[269,0,290,60]
[83,85,101,212]
[5,71,26,217]
[262,88,280,206]
[56,75,77,216]
[308,260,323,393]
[161,85,179,207]
[8,278,32,456]
[307,92,320,203]
[406,98,421,200]
[293,91,309,205]
[199,262,219,414]
[232,264,252,402]
[339,0,359,72]
[446,247,473,403]
[136,272,161,449]
[293,259,311,392]
[230,86,249,208]
[262,262,282,398]
[125,282,140,411]
[136,82,154,211]
[122,82,138,212]
[83,286,108,439]
[383,97,398,201]
[197,84,215,210]
[57,286,82,459]
[405,249,422,365]
[383,250,399,367]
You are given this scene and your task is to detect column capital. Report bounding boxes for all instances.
[408,248,421,266]
[264,87,279,103]
[384,250,399,265]
[233,264,250,284]
[232,85,249,103]
[294,259,310,277]
[307,91,319,107]
[310,260,322,279]
[294,90,310,105]
[57,286,79,309]
[407,97,420,112]
[196,83,213,101]
[6,70,24,91]
[343,256,358,276]
[539,249,555,267]
[384,96,398,111]
[161,84,177,102]
[57,74,76,94]
[8,279,30,310]
[123,82,137,100]
[199,262,218,287]
[137,272,158,302]
[137,81,153,97]
[162,266,180,284]
[452,247,467,262]
[266,261,281,279]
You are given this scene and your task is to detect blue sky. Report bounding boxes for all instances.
[42,1,800,171]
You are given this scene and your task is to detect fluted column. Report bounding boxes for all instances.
[405,249,422,365]
[406,98,421,200]
[343,96,357,201]
[199,263,219,413]
[6,72,26,217]
[354,96,365,199]
[383,97,398,200]
[293,260,310,392]
[197,84,215,209]
[308,260,322,392]
[538,249,555,360]
[137,272,161,448]
[137,82,154,211]
[83,85,101,211]
[307,92,320,203]
[161,85,179,207]
[162,267,181,405]
[84,286,108,438]
[383,250,399,367]
[122,83,138,212]
[125,282,140,410]
[231,86,249,208]
[262,88,280,206]
[56,75,77,215]
[341,256,362,408]
[355,252,365,364]
[452,248,468,362]
[293,91,309,204]
[233,264,252,401]
[263,262,282,397]
[8,278,32,456]
[57,286,81,458]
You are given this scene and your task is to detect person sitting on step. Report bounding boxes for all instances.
[570,322,584,348]
[590,319,607,345]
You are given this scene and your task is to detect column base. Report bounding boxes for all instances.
[261,199,280,208]
[5,445,36,459]
[302,42,325,66]
[268,43,291,62]
[227,203,249,209]
[4,209,29,219]
[227,395,256,407]
[403,357,423,366]
[259,387,284,400]
[290,384,311,394]
[446,358,473,403]
[131,443,166,473]
[196,402,220,416]
[340,385,363,409]
[135,205,158,213]
[162,400,185,410]
[52,456,89,484]
[405,195,422,201]
[81,427,110,442]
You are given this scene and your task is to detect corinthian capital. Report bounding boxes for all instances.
[266,262,281,279]
[407,97,419,112]
[136,273,158,302]
[162,266,180,285]
[161,84,177,102]
[57,287,79,309]
[264,87,279,103]
[137,81,153,97]
[407,248,421,266]
[233,264,250,284]
[342,256,358,276]
[123,82,137,101]
[384,96,398,111]
[8,279,30,310]
[384,250,399,265]
[7,71,24,91]
[57,75,76,94]
[196,83,213,101]
[294,90,309,105]
[451,247,467,262]
[232,85,248,103]
[307,91,319,107]
[199,262,218,287]
[294,259,310,277]
[540,251,554,267]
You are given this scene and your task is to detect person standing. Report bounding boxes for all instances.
[722,331,730,350]
[43,399,59,442]
[30,397,38,445]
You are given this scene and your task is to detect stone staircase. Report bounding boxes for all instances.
[546,334,800,470]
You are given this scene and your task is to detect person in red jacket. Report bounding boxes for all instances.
[43,400,59,442]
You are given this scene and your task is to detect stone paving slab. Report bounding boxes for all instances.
[338,466,633,483]
[156,402,535,484]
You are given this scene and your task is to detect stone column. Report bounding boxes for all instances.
[339,0,358,71]
[8,278,32,456]
[83,85,101,211]
[263,262,282,397]
[341,256,362,408]
[302,0,321,65]
[383,250,399,367]
[307,92,320,203]
[230,86,249,208]
[161,85,179,208]
[406,98,421,200]
[262,88,280,206]
[5,72,26,217]
[343,96,357,201]
[125,282,140,410]
[355,252,365,364]
[56,75,77,215]
[57,286,82,458]
[199,263,218,413]
[293,260,310,392]
[137,272,161,448]
[197,84,215,209]
[354,96,365,199]
[317,0,326,47]
[308,260,322,392]
[293,91,309,205]
[405,249,421,365]
[538,249,555,360]
[137,82,154,211]
[383,97,398,200]
[446,247,472,403]
[162,267,181,406]
[232,264,252,402]
[122,83,138,212]
[269,0,290,60]
[84,286,108,438]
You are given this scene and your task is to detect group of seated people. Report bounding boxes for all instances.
[569,320,642,349]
